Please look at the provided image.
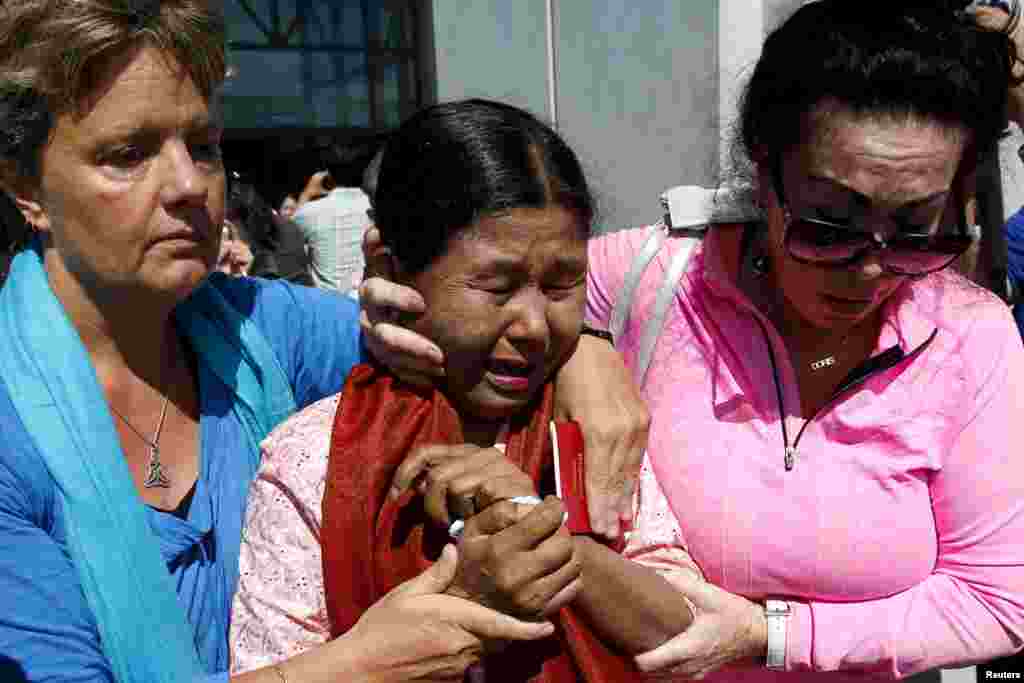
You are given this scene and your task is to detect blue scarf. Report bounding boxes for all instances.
[0,242,296,683]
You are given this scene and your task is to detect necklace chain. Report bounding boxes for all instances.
[110,396,171,488]
[749,243,849,373]
[109,386,172,489]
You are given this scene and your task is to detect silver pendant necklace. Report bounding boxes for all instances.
[110,394,172,489]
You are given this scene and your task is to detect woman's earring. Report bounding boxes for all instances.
[752,253,769,278]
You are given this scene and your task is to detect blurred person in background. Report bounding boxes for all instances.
[224,175,278,278]
[278,194,298,220]
[293,139,383,295]
[226,172,312,285]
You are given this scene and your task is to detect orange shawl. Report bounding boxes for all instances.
[321,363,637,682]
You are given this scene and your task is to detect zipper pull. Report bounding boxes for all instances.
[784,447,797,471]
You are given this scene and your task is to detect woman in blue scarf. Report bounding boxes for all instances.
[0,2,647,682]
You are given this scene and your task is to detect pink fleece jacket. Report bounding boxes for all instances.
[586,223,1024,679]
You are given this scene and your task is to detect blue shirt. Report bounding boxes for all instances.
[1006,207,1024,338]
[0,277,364,683]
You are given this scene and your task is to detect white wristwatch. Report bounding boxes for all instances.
[765,599,791,670]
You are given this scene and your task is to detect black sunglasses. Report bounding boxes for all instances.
[773,168,974,277]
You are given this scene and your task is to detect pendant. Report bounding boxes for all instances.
[784,446,797,471]
[144,445,171,489]
[810,355,836,371]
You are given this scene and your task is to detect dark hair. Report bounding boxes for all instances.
[0,0,225,182]
[374,98,594,275]
[737,0,1016,172]
[0,190,28,254]
[226,173,279,253]
[225,174,294,280]
[320,136,385,189]
[361,146,385,199]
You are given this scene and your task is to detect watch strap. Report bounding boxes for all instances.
[580,324,614,344]
[765,599,790,670]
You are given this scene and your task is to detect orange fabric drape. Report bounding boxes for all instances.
[321,363,638,682]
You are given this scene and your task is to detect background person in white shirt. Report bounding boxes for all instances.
[294,139,383,295]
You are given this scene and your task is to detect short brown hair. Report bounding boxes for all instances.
[0,0,226,180]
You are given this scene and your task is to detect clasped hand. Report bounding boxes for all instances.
[393,443,582,619]
[634,574,768,679]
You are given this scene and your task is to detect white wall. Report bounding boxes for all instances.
[763,0,804,33]
[719,0,764,173]
[431,1,719,233]
[431,0,551,121]
[554,2,719,231]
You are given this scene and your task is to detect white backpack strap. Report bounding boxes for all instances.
[661,184,761,230]
[634,236,699,389]
[610,223,667,342]
[610,184,744,389]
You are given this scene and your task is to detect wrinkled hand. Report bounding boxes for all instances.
[392,445,580,619]
[391,443,539,526]
[361,225,389,281]
[634,574,767,679]
[359,226,444,386]
[553,335,649,540]
[342,544,556,682]
[452,497,582,619]
[968,4,1024,126]
[359,275,445,387]
[358,225,449,386]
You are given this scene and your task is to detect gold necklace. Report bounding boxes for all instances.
[809,355,835,371]
[749,238,847,373]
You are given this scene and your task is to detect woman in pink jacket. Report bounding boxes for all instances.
[361,0,1024,678]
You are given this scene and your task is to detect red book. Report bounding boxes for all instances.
[549,420,592,535]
